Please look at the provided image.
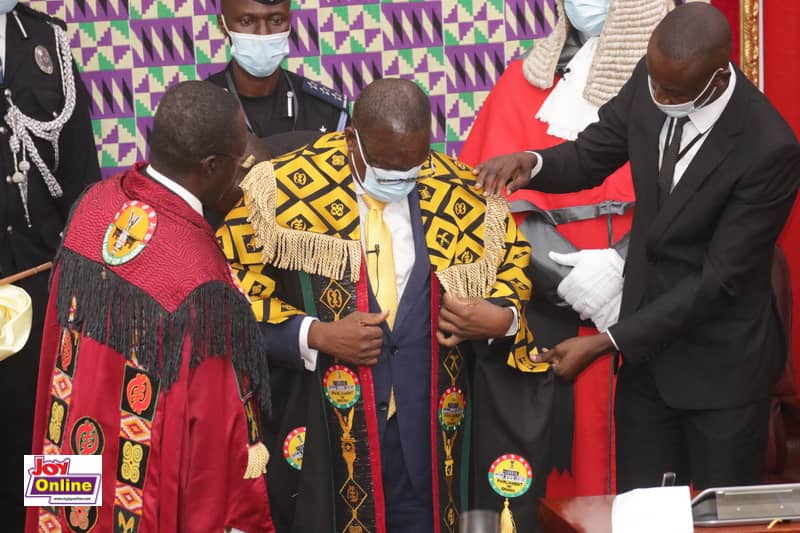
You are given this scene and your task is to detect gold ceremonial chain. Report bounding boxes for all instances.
[333,404,369,532]
[333,407,356,478]
[441,347,463,533]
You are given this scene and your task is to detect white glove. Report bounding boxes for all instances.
[549,249,624,331]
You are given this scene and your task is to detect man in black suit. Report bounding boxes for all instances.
[473,2,800,491]
[0,2,99,529]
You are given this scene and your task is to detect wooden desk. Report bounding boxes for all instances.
[539,495,800,533]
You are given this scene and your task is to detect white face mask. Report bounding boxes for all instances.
[564,0,610,37]
[351,129,423,204]
[221,15,290,78]
[648,68,724,118]
[0,0,17,14]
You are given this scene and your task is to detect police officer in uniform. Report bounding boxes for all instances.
[0,2,99,529]
[208,0,349,148]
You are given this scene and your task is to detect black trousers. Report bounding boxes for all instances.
[615,363,770,492]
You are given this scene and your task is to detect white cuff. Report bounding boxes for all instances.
[504,306,519,337]
[525,151,543,180]
[299,316,319,371]
[604,329,620,351]
[488,307,519,345]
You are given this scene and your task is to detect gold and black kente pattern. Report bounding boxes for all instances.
[416,152,541,373]
[271,132,360,241]
[218,202,305,325]
[310,271,380,533]
[417,152,490,274]
[219,133,535,376]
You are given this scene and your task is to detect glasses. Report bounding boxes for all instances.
[214,152,256,171]
[373,155,437,185]
[354,128,436,184]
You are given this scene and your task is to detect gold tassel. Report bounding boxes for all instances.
[241,161,361,283]
[435,195,509,299]
[243,442,270,479]
[500,498,516,533]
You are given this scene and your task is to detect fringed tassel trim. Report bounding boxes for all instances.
[435,196,509,298]
[244,442,270,479]
[241,161,361,283]
[55,248,272,413]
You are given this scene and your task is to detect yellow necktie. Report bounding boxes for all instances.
[362,194,399,420]
[362,194,398,329]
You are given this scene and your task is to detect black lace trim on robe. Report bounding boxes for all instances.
[54,247,271,413]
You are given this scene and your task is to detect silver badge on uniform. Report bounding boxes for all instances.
[34,46,54,75]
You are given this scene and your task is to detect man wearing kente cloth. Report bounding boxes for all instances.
[218,78,540,533]
[25,81,275,533]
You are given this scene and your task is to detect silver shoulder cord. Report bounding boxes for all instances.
[5,20,77,227]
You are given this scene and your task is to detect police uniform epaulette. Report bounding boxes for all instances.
[301,78,348,111]
[14,3,66,30]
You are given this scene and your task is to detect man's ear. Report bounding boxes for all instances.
[217,14,229,39]
[343,126,357,153]
[200,154,219,176]
[716,68,732,89]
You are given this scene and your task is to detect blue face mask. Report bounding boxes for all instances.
[0,0,17,14]
[564,0,610,37]
[352,129,422,204]
[222,16,290,78]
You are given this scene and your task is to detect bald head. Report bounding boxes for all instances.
[352,78,431,137]
[652,3,731,67]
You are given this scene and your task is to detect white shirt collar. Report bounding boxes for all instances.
[688,62,736,134]
[145,164,203,216]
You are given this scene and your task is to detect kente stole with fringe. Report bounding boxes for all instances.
[219,132,538,533]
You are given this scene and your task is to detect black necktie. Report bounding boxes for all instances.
[658,116,690,206]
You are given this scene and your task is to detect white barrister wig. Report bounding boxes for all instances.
[522,0,709,107]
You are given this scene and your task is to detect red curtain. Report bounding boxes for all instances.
[711,0,800,392]
[764,1,800,390]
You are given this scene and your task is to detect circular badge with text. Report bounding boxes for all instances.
[322,365,361,409]
[283,426,306,471]
[488,454,533,499]
[438,387,466,432]
[102,201,157,266]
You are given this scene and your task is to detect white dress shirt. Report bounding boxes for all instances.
[145,164,204,216]
[656,64,736,192]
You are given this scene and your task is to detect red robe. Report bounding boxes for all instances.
[460,59,635,497]
[25,165,275,533]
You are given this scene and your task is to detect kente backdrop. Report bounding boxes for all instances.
[27,0,557,176]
